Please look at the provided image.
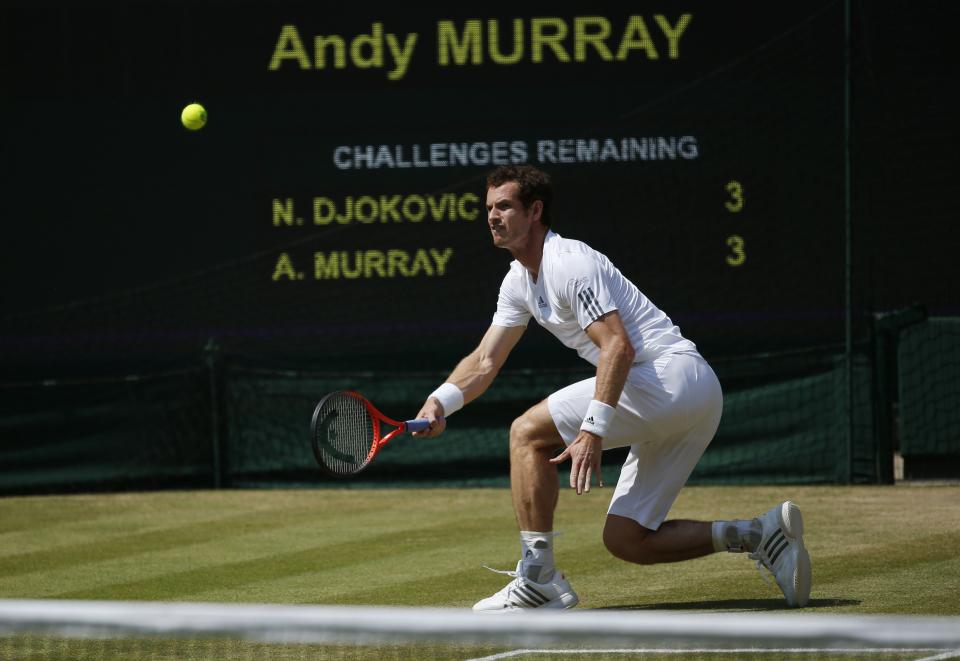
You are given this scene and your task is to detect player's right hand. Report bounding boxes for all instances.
[412,398,447,438]
[549,430,603,494]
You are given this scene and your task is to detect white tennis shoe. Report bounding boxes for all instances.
[472,561,579,612]
[750,501,812,607]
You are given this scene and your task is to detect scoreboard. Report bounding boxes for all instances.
[1,2,845,374]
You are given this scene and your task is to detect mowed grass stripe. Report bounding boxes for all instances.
[0,489,505,578]
[0,496,128,535]
[52,516,505,601]
[806,529,960,602]
[0,504,339,578]
[0,491,275,536]
[334,532,615,608]
[1,490,516,600]
[0,516,394,599]
[819,553,960,615]
[2,486,958,615]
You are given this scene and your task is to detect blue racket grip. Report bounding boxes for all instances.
[405,419,432,433]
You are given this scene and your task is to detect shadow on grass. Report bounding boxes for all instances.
[594,598,860,611]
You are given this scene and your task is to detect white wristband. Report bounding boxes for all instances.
[428,382,464,417]
[580,399,616,437]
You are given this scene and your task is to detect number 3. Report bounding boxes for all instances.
[725,180,744,213]
[726,235,745,267]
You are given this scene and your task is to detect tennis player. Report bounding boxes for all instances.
[415,165,811,610]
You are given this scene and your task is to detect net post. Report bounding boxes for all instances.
[203,338,226,488]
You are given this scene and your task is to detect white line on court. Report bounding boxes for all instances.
[466,648,948,661]
[912,651,960,661]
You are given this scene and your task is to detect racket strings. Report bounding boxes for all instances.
[313,393,376,476]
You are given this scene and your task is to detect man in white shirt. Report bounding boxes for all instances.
[415,165,811,610]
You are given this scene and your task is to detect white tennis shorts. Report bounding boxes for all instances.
[547,352,723,530]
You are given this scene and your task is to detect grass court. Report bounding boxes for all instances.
[2,485,958,659]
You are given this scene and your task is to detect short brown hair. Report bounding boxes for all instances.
[486,165,553,227]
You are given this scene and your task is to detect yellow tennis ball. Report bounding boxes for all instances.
[181,103,207,130]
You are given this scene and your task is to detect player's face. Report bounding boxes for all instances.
[486,182,539,251]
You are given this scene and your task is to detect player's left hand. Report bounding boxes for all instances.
[549,431,603,495]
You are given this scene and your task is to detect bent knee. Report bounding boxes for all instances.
[509,415,535,443]
[510,419,546,458]
[509,406,562,453]
[603,530,655,564]
[603,518,657,565]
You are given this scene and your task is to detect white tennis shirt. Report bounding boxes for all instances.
[492,231,697,366]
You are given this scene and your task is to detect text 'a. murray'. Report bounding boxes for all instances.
[271,248,455,281]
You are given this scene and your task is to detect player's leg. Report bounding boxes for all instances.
[473,399,578,611]
[605,505,811,607]
[603,515,714,564]
[605,500,811,607]
[508,400,563,534]
[602,353,810,606]
[602,406,721,565]
[476,373,641,611]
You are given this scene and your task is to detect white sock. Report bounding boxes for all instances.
[519,530,556,582]
[711,519,761,553]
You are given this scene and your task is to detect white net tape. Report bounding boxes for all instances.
[1,600,959,650]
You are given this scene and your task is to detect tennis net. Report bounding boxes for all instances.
[2,599,959,661]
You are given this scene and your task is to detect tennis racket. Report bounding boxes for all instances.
[310,391,431,478]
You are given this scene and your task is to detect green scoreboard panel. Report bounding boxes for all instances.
[1,2,843,374]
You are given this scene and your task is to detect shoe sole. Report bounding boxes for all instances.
[779,501,804,538]
[779,501,812,608]
[548,591,579,609]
